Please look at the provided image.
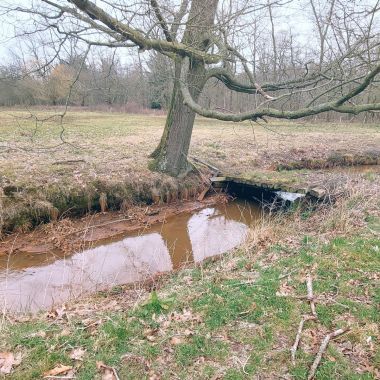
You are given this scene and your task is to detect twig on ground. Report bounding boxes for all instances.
[278,269,298,280]
[227,280,263,287]
[307,328,348,380]
[306,274,317,317]
[111,367,120,380]
[290,315,316,365]
[63,218,133,236]
[189,156,221,175]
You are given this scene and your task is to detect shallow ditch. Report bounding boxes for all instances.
[1,163,378,314]
[0,169,314,314]
[0,199,266,313]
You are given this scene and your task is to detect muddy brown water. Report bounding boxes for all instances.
[0,200,261,313]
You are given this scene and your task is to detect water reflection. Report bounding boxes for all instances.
[0,200,261,312]
[188,208,248,262]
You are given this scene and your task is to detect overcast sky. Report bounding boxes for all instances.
[0,0,378,65]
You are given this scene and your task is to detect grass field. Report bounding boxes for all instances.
[1,108,379,183]
[0,108,379,379]
[1,107,379,232]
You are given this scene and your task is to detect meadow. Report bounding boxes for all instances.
[0,108,379,379]
[1,107,379,232]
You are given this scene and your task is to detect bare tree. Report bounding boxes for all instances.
[1,0,379,176]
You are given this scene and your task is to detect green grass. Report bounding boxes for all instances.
[2,228,378,379]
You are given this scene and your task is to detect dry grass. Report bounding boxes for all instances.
[1,107,379,182]
[0,107,379,233]
[0,108,379,379]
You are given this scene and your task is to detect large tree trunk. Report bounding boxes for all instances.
[150,0,219,177]
[150,59,207,176]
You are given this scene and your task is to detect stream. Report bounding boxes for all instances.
[0,200,262,313]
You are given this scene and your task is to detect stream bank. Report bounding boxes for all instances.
[0,168,378,379]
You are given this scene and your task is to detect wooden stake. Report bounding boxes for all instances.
[306,274,317,317]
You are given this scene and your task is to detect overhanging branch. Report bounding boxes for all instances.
[180,58,380,122]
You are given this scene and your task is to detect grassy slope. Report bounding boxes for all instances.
[1,170,379,379]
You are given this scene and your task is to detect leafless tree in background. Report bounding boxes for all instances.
[0,0,379,176]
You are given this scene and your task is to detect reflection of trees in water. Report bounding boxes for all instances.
[120,232,172,279]
[150,213,194,269]
[214,201,261,225]
[0,233,173,313]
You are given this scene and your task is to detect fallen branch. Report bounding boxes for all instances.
[63,217,133,236]
[186,155,215,185]
[197,186,211,201]
[189,156,221,175]
[307,328,348,380]
[111,367,120,380]
[306,274,317,317]
[290,315,316,365]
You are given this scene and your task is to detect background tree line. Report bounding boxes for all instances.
[0,0,379,123]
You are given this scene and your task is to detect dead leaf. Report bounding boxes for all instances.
[96,361,119,380]
[69,347,86,361]
[327,355,336,362]
[59,328,71,337]
[170,336,183,345]
[183,329,194,336]
[43,364,73,377]
[81,318,102,327]
[276,281,294,297]
[144,328,158,342]
[46,306,66,320]
[121,353,149,369]
[148,371,160,380]
[170,309,202,323]
[245,263,253,270]
[28,331,47,338]
[162,320,171,329]
[0,352,22,374]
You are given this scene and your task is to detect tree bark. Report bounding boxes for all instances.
[150,0,219,177]
[150,59,207,176]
